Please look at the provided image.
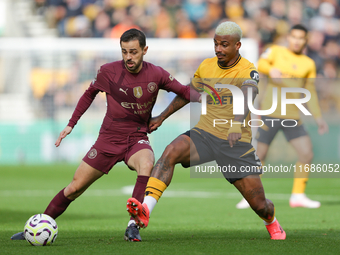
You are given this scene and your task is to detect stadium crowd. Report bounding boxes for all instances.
[33,0,339,74]
[29,0,339,114]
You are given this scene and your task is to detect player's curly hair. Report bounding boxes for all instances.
[120,29,146,49]
[215,21,242,42]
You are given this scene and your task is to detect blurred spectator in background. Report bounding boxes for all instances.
[110,8,140,38]
[29,0,339,113]
[32,0,340,66]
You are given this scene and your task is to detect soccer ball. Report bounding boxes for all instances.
[24,214,58,246]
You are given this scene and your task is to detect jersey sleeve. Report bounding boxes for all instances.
[67,65,112,128]
[67,86,100,128]
[257,46,276,75]
[238,66,260,93]
[191,63,202,90]
[305,62,322,118]
[160,68,200,102]
[306,60,317,79]
[193,64,201,79]
[90,65,113,94]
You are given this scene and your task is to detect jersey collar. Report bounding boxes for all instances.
[217,55,241,70]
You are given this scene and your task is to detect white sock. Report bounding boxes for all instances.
[127,219,135,227]
[290,193,305,200]
[264,216,276,226]
[143,196,157,215]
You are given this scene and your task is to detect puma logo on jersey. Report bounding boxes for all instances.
[119,88,128,95]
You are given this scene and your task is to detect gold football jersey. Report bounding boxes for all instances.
[258,45,321,119]
[192,55,259,143]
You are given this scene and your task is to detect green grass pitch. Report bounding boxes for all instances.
[1,164,339,254]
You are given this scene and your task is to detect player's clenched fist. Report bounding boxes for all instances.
[55,126,73,147]
[148,115,164,133]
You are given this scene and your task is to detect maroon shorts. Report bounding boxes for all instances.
[83,134,153,174]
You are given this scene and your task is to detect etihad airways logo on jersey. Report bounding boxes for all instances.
[201,84,312,116]
[121,96,157,115]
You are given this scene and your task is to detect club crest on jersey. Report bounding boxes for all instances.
[215,82,223,92]
[88,148,97,159]
[133,86,143,98]
[147,82,157,93]
[169,74,174,81]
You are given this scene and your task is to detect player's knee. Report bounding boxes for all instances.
[65,182,86,200]
[162,144,181,162]
[139,160,154,175]
[307,151,314,162]
[256,151,266,162]
[64,185,79,199]
[299,150,313,163]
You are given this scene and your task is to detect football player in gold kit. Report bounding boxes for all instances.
[236,24,328,209]
[126,21,286,240]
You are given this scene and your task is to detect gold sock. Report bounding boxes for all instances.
[292,162,309,194]
[145,177,167,201]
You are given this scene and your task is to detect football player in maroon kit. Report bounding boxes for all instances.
[11,29,201,242]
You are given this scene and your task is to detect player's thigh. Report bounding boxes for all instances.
[216,142,262,182]
[180,129,219,167]
[65,160,104,198]
[233,175,266,209]
[127,148,155,176]
[289,135,313,162]
[164,133,201,166]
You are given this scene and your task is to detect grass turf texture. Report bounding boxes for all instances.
[1,164,339,255]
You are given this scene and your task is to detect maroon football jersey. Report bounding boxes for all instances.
[68,60,196,146]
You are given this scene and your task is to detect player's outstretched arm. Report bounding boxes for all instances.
[67,86,100,128]
[55,126,73,147]
[228,85,257,148]
[148,94,190,133]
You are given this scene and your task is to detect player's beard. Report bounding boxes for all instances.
[216,54,228,67]
[216,52,238,67]
[125,58,143,73]
[291,46,304,54]
[217,59,226,66]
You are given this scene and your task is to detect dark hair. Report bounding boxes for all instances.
[120,29,146,49]
[290,24,308,34]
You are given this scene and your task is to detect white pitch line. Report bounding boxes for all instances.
[0,186,339,201]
